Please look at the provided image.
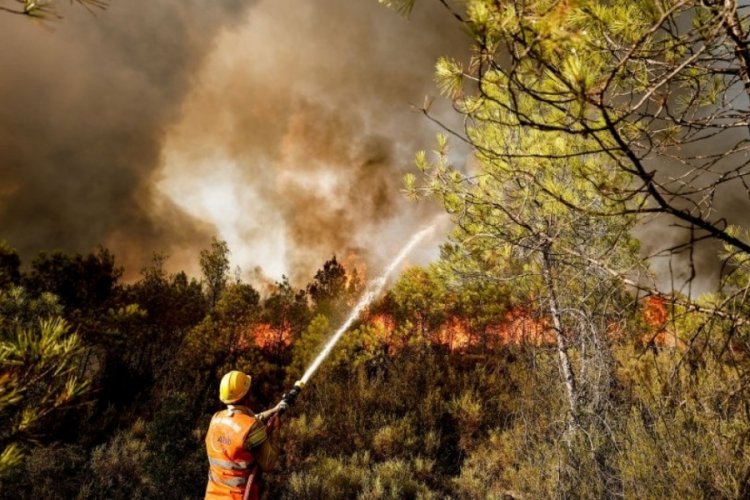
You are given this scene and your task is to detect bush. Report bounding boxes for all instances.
[285,452,435,500]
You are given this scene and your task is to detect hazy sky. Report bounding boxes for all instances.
[0,1,467,284]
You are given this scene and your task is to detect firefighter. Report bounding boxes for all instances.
[204,370,287,500]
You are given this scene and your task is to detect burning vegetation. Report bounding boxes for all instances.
[486,307,554,347]
[248,323,293,351]
[641,296,686,350]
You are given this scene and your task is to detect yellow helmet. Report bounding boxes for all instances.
[219,370,252,404]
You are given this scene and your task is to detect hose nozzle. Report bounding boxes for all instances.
[277,380,305,415]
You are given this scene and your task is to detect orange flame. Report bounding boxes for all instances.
[369,313,396,336]
[435,316,473,352]
[641,296,685,349]
[364,308,556,352]
[486,307,554,346]
[365,312,399,353]
[643,296,668,329]
[248,323,292,351]
[342,251,367,289]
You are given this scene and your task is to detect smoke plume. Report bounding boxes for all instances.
[0,0,465,284]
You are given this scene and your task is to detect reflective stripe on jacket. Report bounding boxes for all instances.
[204,407,264,500]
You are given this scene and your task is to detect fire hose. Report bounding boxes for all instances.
[242,380,304,500]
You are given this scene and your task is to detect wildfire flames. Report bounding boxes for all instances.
[435,316,474,351]
[234,295,687,356]
[342,252,367,290]
[232,296,687,357]
[233,295,688,356]
[370,313,396,337]
[241,296,685,353]
[365,306,553,353]
[366,313,399,352]
[248,323,292,351]
[643,296,668,328]
[486,307,555,347]
[641,296,685,349]
[434,307,555,351]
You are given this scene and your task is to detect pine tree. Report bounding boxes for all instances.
[0,289,90,476]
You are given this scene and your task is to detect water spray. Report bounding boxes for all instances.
[274,221,438,412]
[244,222,438,499]
[300,222,436,385]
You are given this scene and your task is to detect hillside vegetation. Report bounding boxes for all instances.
[0,235,748,498]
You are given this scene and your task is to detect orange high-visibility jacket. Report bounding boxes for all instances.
[204,407,267,500]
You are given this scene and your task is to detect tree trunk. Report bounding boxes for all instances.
[541,246,578,422]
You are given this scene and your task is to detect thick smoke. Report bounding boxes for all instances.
[3,1,744,293]
[156,0,467,283]
[0,0,256,275]
[0,0,465,283]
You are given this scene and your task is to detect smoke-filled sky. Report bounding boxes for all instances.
[0,1,467,284]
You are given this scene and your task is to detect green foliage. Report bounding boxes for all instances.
[435,57,463,99]
[216,282,260,320]
[0,287,62,331]
[389,267,446,341]
[141,392,208,496]
[288,314,330,381]
[0,443,88,499]
[285,452,435,500]
[199,237,230,307]
[262,276,311,340]
[85,422,156,500]
[424,0,750,262]
[307,256,354,321]
[614,344,750,498]
[413,73,640,487]
[133,253,207,332]
[194,281,263,364]
[24,247,122,313]
[0,290,90,477]
[0,215,748,500]
[275,347,454,497]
